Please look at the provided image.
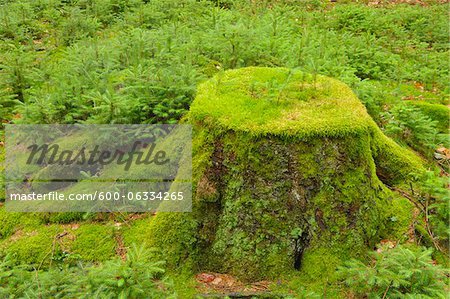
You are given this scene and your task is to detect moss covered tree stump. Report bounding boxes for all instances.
[147,67,423,281]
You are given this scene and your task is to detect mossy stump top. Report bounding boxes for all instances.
[191,67,374,138]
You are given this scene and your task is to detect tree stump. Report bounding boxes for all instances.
[147,67,422,281]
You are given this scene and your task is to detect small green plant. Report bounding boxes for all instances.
[382,103,447,155]
[0,244,174,298]
[338,245,448,299]
[410,171,450,251]
[0,144,4,201]
[83,244,173,298]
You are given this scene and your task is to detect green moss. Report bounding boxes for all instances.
[266,249,348,298]
[191,124,216,183]
[384,196,414,241]
[370,128,425,185]
[145,212,197,269]
[407,101,449,133]
[299,248,342,283]
[0,207,44,239]
[168,272,198,299]
[0,208,88,243]
[118,208,198,270]
[152,130,402,281]
[0,213,117,265]
[0,225,65,266]
[0,209,88,266]
[70,224,116,262]
[191,67,374,138]
[39,212,86,224]
[121,215,154,247]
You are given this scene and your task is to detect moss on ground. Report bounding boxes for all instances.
[121,215,158,250]
[0,213,116,266]
[145,212,197,269]
[147,67,425,281]
[0,207,44,239]
[407,101,449,133]
[383,196,414,241]
[39,212,86,224]
[70,224,116,262]
[0,224,65,266]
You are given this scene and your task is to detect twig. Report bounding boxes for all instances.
[388,186,425,212]
[424,199,444,253]
[37,231,65,271]
[382,281,392,299]
[33,266,43,299]
[388,186,445,253]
